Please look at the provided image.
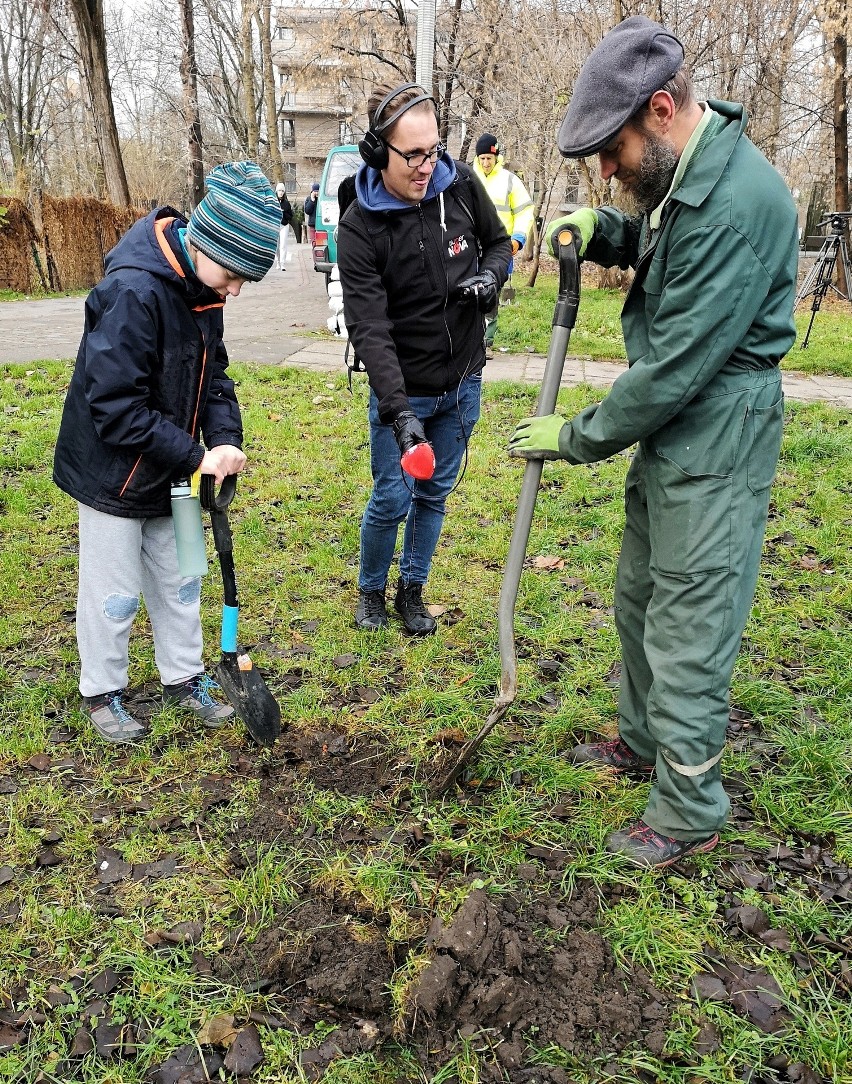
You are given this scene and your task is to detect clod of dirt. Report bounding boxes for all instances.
[147,1043,225,1084]
[407,887,668,1062]
[0,1024,23,1050]
[93,1019,135,1059]
[216,897,397,1018]
[223,1022,264,1075]
[695,952,792,1034]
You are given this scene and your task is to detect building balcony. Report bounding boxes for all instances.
[280,99,349,118]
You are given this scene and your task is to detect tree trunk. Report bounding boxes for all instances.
[178,0,204,209]
[241,0,259,157]
[68,0,130,207]
[436,0,464,144]
[833,30,849,295]
[256,0,282,180]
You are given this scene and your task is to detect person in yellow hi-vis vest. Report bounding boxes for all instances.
[472,134,534,358]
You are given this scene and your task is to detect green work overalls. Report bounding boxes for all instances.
[557,101,799,839]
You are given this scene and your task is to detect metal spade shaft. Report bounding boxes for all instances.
[437,234,580,792]
[200,474,282,747]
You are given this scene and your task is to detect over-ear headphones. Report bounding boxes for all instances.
[358,82,441,170]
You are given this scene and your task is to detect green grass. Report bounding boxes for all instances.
[1,362,851,1082]
[496,273,852,376]
[0,288,87,302]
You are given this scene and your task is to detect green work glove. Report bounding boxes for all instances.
[547,208,598,259]
[508,414,568,461]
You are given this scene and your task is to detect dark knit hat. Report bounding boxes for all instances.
[475,133,500,157]
[311,182,320,191]
[187,161,279,281]
[557,16,685,158]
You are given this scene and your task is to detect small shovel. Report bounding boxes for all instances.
[200,474,282,747]
[437,231,580,791]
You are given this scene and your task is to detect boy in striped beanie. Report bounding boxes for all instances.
[54,161,280,745]
[187,161,280,283]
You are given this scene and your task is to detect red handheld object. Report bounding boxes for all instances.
[400,441,436,480]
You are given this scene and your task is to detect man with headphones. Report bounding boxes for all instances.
[338,82,511,635]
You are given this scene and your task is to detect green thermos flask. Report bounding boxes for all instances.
[170,469,208,577]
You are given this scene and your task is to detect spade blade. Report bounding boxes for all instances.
[216,652,282,747]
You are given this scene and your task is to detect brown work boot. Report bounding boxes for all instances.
[606,819,720,869]
[567,736,654,777]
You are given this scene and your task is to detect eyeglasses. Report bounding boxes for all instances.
[385,141,444,168]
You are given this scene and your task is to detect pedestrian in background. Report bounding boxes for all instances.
[472,133,534,358]
[509,17,798,868]
[304,182,319,245]
[275,182,293,270]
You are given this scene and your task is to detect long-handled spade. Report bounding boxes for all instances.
[437,231,580,792]
[200,474,282,747]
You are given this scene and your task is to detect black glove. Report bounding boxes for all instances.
[457,269,499,312]
[392,410,428,456]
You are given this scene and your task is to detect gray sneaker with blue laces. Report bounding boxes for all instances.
[162,672,235,728]
[82,690,147,744]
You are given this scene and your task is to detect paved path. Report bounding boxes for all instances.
[2,242,851,408]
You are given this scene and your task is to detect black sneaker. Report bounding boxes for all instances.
[606,819,720,869]
[83,690,146,744]
[355,588,388,630]
[567,736,655,777]
[394,580,437,636]
[162,672,235,728]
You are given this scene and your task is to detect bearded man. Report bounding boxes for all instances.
[508,16,798,867]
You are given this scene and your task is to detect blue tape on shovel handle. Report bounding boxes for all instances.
[221,605,239,653]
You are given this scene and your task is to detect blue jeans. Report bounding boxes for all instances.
[359,375,482,591]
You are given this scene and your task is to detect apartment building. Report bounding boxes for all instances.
[271,9,359,196]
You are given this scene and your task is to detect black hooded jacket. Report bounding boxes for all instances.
[53,208,242,518]
[337,160,511,423]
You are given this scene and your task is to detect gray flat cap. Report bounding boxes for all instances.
[558,16,685,158]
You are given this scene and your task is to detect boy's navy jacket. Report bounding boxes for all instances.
[54,207,242,519]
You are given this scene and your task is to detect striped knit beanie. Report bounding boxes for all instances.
[187,161,279,281]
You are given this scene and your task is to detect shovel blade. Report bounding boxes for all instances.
[435,698,512,794]
[216,652,282,747]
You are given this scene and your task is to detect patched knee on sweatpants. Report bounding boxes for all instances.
[103,593,139,621]
[178,578,201,605]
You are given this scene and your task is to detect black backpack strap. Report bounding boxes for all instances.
[342,201,390,391]
[343,337,366,392]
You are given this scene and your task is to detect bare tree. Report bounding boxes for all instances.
[179,0,204,208]
[255,0,283,179]
[240,0,261,156]
[194,0,261,158]
[67,0,130,205]
[0,0,64,193]
[831,19,849,217]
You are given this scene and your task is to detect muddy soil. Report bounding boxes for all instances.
[5,713,847,1082]
[204,725,671,1080]
[216,879,667,1082]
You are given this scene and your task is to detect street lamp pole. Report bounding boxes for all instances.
[415,0,436,93]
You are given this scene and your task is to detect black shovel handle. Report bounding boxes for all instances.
[200,472,237,513]
[200,473,238,607]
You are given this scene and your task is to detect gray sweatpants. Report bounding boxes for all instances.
[76,503,204,697]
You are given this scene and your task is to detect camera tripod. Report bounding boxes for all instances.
[796,211,852,348]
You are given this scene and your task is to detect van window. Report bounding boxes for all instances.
[323,149,361,197]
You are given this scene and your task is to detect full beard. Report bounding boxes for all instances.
[616,132,679,217]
